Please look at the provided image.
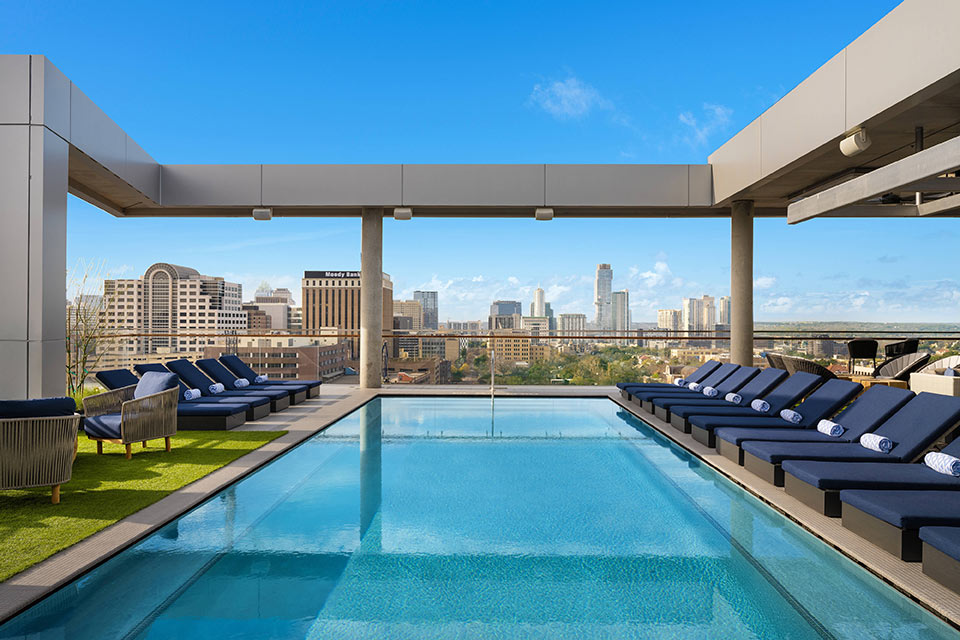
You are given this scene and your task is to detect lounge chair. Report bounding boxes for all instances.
[871,352,931,381]
[196,359,309,405]
[649,366,760,422]
[165,359,293,412]
[713,385,913,465]
[626,363,740,412]
[690,377,859,454]
[918,527,960,592]
[219,354,321,398]
[82,372,179,459]
[0,397,81,504]
[666,367,789,433]
[131,365,272,422]
[839,490,960,561]
[684,372,824,447]
[98,368,251,430]
[704,378,864,466]
[767,393,960,515]
[617,360,722,398]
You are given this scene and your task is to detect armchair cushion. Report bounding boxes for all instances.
[0,397,76,419]
[83,413,122,439]
[134,372,179,399]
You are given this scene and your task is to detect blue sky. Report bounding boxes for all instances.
[9,0,956,323]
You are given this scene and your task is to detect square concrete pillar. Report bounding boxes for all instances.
[0,57,69,399]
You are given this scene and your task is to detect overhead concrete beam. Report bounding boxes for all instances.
[787,135,960,223]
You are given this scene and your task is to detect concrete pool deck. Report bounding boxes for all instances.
[1,384,958,630]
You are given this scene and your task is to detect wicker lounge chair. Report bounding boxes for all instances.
[764,353,786,370]
[0,398,81,503]
[872,352,930,381]
[781,355,837,379]
[917,354,960,375]
[82,372,179,459]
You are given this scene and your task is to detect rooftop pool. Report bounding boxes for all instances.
[1,397,956,638]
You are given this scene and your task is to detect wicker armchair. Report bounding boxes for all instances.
[781,355,837,379]
[82,384,179,459]
[0,413,81,503]
[764,353,786,370]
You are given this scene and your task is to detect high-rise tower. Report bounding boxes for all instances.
[594,264,613,330]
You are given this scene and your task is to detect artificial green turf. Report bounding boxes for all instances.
[0,430,284,582]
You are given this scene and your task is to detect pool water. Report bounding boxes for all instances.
[1,397,956,639]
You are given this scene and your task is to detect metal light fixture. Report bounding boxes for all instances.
[839,128,871,157]
[535,207,554,221]
[252,207,272,221]
[394,207,413,221]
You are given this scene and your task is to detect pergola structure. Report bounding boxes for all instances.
[2,0,959,399]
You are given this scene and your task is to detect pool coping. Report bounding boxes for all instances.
[2,385,958,631]
[608,393,960,631]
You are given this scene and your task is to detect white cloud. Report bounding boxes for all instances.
[678,103,732,147]
[529,77,611,120]
[754,276,776,290]
[762,296,793,313]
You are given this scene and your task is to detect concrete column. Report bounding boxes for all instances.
[730,200,754,366]
[360,208,383,388]
[0,123,68,399]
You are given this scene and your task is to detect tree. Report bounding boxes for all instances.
[65,260,117,397]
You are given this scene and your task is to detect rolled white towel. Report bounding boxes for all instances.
[673,378,686,387]
[859,433,894,453]
[688,382,703,392]
[234,378,250,388]
[725,392,742,405]
[751,399,770,413]
[183,388,201,401]
[924,451,960,476]
[816,419,845,437]
[702,386,719,398]
[208,382,225,395]
[779,409,803,425]
[255,374,269,383]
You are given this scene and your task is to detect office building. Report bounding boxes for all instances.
[521,316,550,344]
[701,295,716,330]
[594,264,613,330]
[414,290,439,330]
[203,338,348,381]
[301,270,393,358]
[681,297,703,333]
[394,299,424,331]
[657,309,682,331]
[719,296,731,325]
[490,300,522,317]
[102,262,246,355]
[558,313,587,345]
[531,286,546,317]
[252,284,294,330]
[612,290,631,334]
[243,304,271,331]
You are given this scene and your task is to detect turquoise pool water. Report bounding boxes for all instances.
[1,397,956,639]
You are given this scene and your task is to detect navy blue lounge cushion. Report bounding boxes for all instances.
[95,369,140,390]
[919,527,960,561]
[669,367,790,414]
[630,363,741,401]
[175,402,250,417]
[164,360,217,395]
[219,355,321,388]
[0,397,76,419]
[84,413,122,439]
[618,361,721,390]
[783,460,960,491]
[685,372,824,428]
[745,392,960,465]
[652,367,760,410]
[839,490,960,528]
[196,359,308,397]
[715,384,911,447]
